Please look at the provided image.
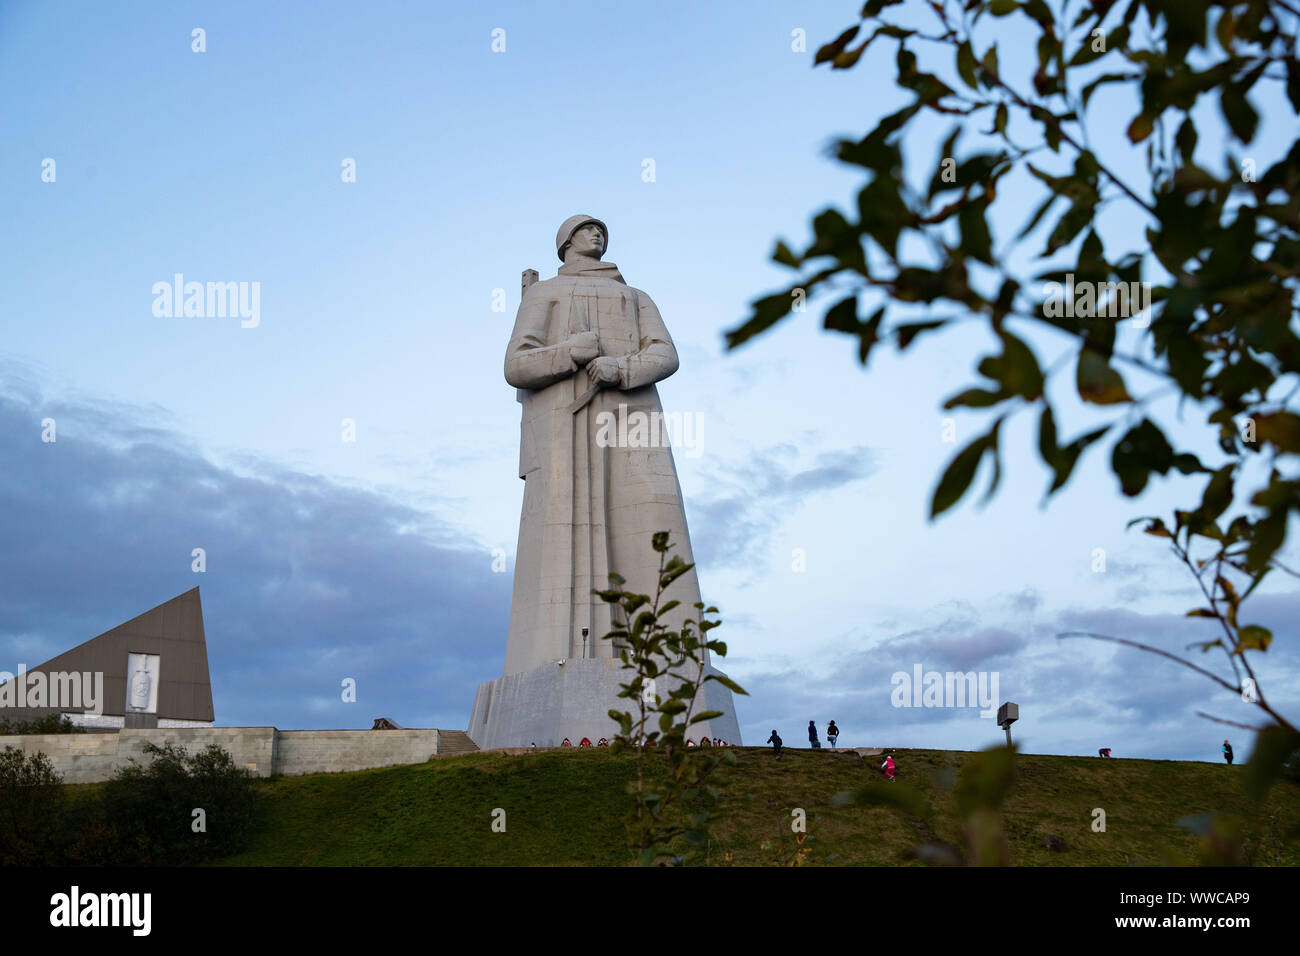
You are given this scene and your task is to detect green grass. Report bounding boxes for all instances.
[212,747,1300,866]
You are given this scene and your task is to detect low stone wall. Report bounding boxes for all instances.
[2,731,121,784]
[118,727,277,777]
[275,729,439,776]
[0,727,444,783]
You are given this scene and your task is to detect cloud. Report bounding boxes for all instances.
[688,442,879,570]
[5,370,1297,760]
[731,587,1300,760]
[0,382,510,730]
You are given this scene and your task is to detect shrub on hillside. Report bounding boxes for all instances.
[0,745,64,865]
[0,714,79,735]
[100,741,256,865]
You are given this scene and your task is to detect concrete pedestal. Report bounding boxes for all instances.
[468,658,742,750]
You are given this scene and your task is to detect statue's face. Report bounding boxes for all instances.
[566,223,605,260]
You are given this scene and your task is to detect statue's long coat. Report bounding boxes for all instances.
[503,259,704,675]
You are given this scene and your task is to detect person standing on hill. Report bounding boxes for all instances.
[1223,739,1234,765]
[808,720,821,749]
[882,754,896,782]
[827,721,840,748]
[767,729,783,760]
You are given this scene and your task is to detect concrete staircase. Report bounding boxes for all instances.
[437,730,480,755]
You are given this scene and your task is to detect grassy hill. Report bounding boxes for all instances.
[213,746,1300,866]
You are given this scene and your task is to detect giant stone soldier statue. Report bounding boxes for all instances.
[467,215,742,749]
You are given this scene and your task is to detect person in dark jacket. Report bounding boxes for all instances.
[1223,739,1234,765]
[808,720,820,749]
[766,729,783,759]
[827,721,840,748]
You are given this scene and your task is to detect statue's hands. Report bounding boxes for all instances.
[567,331,600,365]
[586,356,621,388]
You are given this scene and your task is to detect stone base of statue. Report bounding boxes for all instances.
[467,658,742,750]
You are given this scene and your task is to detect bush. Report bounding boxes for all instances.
[1284,748,1300,786]
[99,742,256,865]
[0,746,64,865]
[0,714,78,735]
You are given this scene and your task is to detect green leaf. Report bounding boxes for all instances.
[1195,466,1234,525]
[1081,71,1136,109]
[660,556,694,590]
[862,0,904,15]
[1076,349,1132,404]
[1038,404,1059,461]
[1175,116,1198,163]
[1215,9,1235,51]
[931,428,992,517]
[989,0,1018,17]
[1243,726,1300,801]
[832,782,930,818]
[726,279,816,350]
[1017,193,1058,240]
[954,746,1016,815]
[1068,37,1107,66]
[833,41,868,70]
[1126,112,1155,143]
[814,25,860,66]
[978,331,1043,400]
[772,240,800,268]
[1021,0,1052,29]
[943,387,1006,409]
[1236,625,1272,653]
[1254,412,1300,453]
[1044,198,1094,254]
[956,41,978,89]
[1221,83,1259,143]
[1141,518,1173,538]
[704,673,749,695]
[1111,419,1174,496]
[1245,509,1287,574]
[896,320,945,349]
[958,198,994,264]
[980,44,999,85]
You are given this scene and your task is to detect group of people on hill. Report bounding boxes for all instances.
[764,720,838,756]
[1097,740,1235,764]
[557,736,729,748]
[804,720,838,749]
[550,731,1239,770]
[763,722,897,780]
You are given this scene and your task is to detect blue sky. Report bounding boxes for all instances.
[2,1,1297,761]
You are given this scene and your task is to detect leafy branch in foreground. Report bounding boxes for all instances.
[594,531,747,866]
[835,746,1017,865]
[1059,504,1299,800]
[731,0,1300,815]
[729,0,1300,567]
